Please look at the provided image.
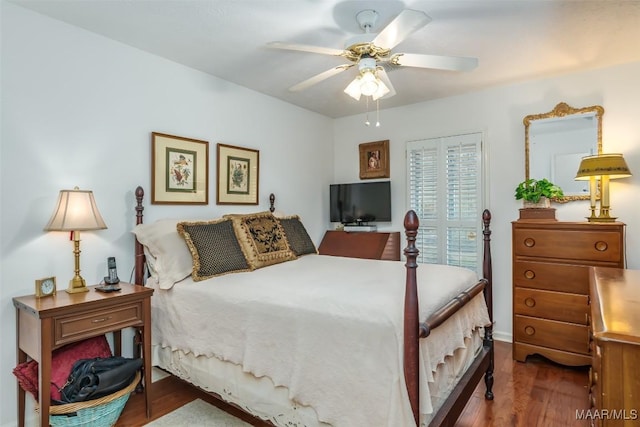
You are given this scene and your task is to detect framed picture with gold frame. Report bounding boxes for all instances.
[359,140,390,179]
[216,143,259,205]
[151,132,209,205]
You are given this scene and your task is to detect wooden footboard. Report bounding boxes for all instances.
[132,187,494,426]
[403,209,494,425]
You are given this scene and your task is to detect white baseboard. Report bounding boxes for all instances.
[492,330,512,343]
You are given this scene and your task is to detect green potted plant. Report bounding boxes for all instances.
[514,178,564,208]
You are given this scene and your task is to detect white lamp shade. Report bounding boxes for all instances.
[344,76,363,100]
[359,70,378,96]
[44,188,107,231]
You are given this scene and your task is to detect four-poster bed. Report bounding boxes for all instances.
[131,186,494,426]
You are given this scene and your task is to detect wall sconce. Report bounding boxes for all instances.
[44,187,107,293]
[575,153,632,222]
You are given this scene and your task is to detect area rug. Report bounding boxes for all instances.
[143,398,251,426]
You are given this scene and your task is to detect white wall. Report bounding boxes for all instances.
[0,3,333,425]
[3,2,640,426]
[334,61,640,342]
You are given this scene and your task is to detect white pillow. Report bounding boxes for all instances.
[131,219,193,290]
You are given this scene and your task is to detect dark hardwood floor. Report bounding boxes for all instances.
[116,340,590,426]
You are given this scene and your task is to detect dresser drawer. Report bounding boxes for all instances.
[514,315,590,355]
[514,287,588,324]
[513,228,622,264]
[514,260,589,294]
[54,303,143,346]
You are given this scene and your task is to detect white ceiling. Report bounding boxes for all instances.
[11,0,640,118]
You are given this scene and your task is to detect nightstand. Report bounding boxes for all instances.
[13,282,153,427]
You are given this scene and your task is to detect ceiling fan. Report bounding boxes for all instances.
[267,9,478,101]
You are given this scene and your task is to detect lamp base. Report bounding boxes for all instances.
[587,216,618,223]
[66,276,89,293]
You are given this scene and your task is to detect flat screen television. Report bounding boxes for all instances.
[330,181,391,224]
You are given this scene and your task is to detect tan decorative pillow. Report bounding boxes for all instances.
[177,218,252,281]
[224,211,297,269]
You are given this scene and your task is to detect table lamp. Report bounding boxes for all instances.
[44,187,107,293]
[575,153,632,222]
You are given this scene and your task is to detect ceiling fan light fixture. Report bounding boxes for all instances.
[344,76,363,100]
[359,69,379,96]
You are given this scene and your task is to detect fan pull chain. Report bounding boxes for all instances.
[376,99,381,127]
[365,96,370,126]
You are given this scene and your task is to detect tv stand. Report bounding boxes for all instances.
[318,230,400,261]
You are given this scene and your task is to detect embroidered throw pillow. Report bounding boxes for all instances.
[277,215,317,256]
[177,218,251,281]
[224,211,297,269]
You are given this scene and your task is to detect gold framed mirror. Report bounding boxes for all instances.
[524,102,604,202]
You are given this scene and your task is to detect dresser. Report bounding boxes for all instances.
[512,220,625,366]
[318,230,401,261]
[589,267,640,426]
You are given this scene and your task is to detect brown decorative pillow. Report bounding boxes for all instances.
[177,218,252,281]
[224,211,297,269]
[277,215,317,256]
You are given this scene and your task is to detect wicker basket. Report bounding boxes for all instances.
[41,371,141,427]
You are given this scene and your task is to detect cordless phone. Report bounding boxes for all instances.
[96,257,121,292]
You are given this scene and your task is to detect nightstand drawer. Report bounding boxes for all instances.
[513,228,622,264]
[514,315,590,355]
[55,303,143,346]
[514,261,589,294]
[514,287,588,324]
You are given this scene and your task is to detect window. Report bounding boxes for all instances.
[406,133,483,271]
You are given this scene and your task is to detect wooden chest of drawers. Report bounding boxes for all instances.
[589,267,640,427]
[512,220,625,366]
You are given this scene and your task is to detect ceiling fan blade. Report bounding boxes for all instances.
[376,68,396,99]
[373,9,432,50]
[266,41,346,57]
[289,64,354,92]
[391,53,478,71]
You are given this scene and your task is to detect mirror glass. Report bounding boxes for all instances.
[524,102,603,202]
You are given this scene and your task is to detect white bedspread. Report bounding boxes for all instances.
[150,254,490,427]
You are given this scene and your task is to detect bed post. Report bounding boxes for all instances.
[134,186,145,286]
[403,210,420,424]
[482,209,495,400]
[269,193,275,213]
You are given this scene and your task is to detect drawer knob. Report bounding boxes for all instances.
[524,326,535,336]
[524,297,536,308]
[594,241,608,252]
[524,270,535,280]
[92,316,113,323]
[523,238,535,248]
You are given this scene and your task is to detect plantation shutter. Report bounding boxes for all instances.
[406,133,483,272]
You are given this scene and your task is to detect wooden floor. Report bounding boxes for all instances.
[116,341,590,426]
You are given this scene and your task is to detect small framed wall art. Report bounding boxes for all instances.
[151,132,209,204]
[359,139,390,179]
[216,143,260,205]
